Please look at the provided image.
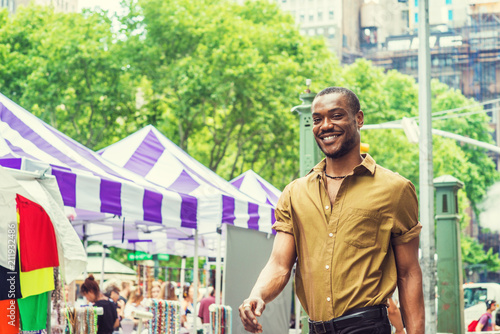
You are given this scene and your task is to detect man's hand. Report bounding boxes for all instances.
[239,297,266,333]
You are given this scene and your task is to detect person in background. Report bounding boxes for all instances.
[104,285,125,330]
[476,299,500,332]
[387,297,404,334]
[120,281,131,304]
[124,285,146,330]
[151,281,161,299]
[80,275,119,334]
[198,286,216,324]
[160,281,178,301]
[181,284,195,329]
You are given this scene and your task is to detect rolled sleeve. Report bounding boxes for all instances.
[272,183,294,235]
[391,180,421,245]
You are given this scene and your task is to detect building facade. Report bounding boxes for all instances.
[1,0,78,13]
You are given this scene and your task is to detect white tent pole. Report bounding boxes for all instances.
[215,225,222,306]
[191,230,199,334]
[204,261,209,298]
[100,243,106,290]
[222,224,227,305]
[83,225,88,278]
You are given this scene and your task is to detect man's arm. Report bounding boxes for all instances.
[394,236,424,334]
[387,297,405,334]
[239,232,296,333]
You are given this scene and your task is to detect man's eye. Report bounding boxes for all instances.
[313,118,321,123]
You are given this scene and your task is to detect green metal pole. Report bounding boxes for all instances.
[435,175,465,334]
[292,86,322,177]
[292,82,322,333]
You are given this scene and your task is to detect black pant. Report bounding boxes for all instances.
[308,306,391,334]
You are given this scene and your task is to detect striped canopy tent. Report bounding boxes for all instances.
[0,93,202,231]
[97,125,275,237]
[230,170,282,208]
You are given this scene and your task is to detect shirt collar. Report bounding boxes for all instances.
[309,153,376,177]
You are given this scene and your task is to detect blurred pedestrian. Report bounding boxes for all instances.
[151,281,161,299]
[476,299,500,332]
[80,275,119,334]
[120,281,131,303]
[104,284,125,330]
[239,87,424,334]
[160,281,178,301]
[124,285,146,330]
[198,286,216,324]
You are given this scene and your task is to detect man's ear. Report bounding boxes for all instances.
[357,110,364,128]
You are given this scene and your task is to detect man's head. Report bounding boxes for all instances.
[104,284,121,303]
[486,299,497,312]
[312,87,364,159]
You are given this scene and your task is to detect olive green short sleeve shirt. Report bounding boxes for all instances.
[273,154,421,321]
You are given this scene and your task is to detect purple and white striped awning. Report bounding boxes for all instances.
[98,125,275,233]
[230,170,282,208]
[0,93,198,229]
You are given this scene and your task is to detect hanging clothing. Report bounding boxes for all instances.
[0,299,20,334]
[0,248,22,300]
[19,267,54,298]
[18,291,49,331]
[16,194,59,272]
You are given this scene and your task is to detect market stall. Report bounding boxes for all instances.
[0,166,87,333]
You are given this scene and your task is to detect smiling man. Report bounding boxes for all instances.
[239,87,425,334]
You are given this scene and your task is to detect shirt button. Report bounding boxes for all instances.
[325,265,330,270]
[329,233,333,237]
[327,297,331,302]
[325,205,329,210]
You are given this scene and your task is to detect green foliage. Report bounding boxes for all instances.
[462,236,500,272]
[0,5,137,149]
[117,0,340,188]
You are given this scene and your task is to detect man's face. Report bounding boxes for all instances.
[312,93,363,159]
[110,291,119,302]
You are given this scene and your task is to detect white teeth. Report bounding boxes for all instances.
[323,135,339,140]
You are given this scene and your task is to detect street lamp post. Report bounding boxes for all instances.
[418,0,437,332]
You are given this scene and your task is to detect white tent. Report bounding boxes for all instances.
[0,166,86,283]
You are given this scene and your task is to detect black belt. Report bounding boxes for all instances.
[308,305,388,334]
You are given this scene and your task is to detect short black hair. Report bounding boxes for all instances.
[314,87,361,115]
[486,299,496,310]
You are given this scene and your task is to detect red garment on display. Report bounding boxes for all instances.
[16,194,59,272]
[0,299,20,334]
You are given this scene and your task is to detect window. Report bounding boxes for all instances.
[317,28,324,34]
[328,27,335,38]
[448,10,453,21]
[318,11,323,21]
[414,0,418,7]
[464,287,487,308]
[300,14,305,22]
[309,14,314,22]
[415,13,418,23]
[446,0,452,4]
[329,10,334,20]
[308,29,315,36]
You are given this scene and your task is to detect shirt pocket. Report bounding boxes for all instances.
[342,208,382,248]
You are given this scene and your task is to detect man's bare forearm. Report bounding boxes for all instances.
[249,259,293,304]
[398,268,424,334]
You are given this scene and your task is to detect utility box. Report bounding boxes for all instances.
[435,175,465,334]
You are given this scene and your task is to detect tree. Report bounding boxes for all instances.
[117,0,340,188]
[0,5,137,149]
